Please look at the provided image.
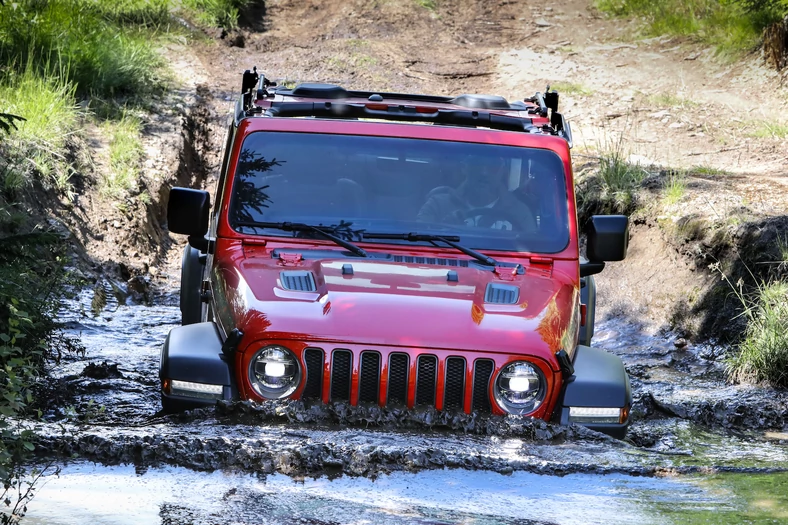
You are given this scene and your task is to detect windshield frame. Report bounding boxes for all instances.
[219,120,578,259]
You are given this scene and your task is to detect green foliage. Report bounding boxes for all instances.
[549,81,594,96]
[750,120,788,138]
[0,0,167,97]
[415,0,438,10]
[0,66,81,194]
[595,0,787,57]
[723,278,788,387]
[100,111,144,198]
[576,138,648,220]
[0,233,81,524]
[663,169,686,204]
[182,0,249,30]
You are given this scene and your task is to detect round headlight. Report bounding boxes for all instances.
[494,361,545,415]
[248,345,301,399]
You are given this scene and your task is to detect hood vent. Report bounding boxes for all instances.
[280,271,317,292]
[484,283,519,304]
[392,256,470,267]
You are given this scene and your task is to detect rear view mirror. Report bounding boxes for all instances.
[168,187,210,237]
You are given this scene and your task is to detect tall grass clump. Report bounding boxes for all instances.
[0,0,166,97]
[0,67,80,193]
[100,112,144,198]
[725,279,788,387]
[183,0,249,30]
[576,136,648,220]
[663,170,686,205]
[595,0,787,57]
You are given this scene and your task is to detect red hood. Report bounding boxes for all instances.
[217,252,580,367]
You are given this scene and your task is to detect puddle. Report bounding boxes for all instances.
[25,462,772,525]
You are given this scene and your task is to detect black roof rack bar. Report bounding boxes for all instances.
[266,101,537,133]
[272,84,526,111]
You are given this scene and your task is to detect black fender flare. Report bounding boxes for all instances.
[159,322,234,411]
[180,244,204,325]
[556,345,631,439]
[578,275,596,347]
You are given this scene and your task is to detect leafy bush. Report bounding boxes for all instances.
[0,233,81,524]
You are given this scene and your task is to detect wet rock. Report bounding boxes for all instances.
[81,361,123,379]
[673,337,688,348]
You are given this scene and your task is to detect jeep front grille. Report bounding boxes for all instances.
[300,346,496,414]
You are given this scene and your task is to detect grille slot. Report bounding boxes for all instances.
[330,350,352,401]
[472,359,494,413]
[302,348,324,400]
[280,271,316,292]
[387,353,409,405]
[484,283,520,304]
[415,355,437,406]
[358,352,380,404]
[443,357,466,410]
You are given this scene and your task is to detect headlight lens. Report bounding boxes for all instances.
[494,361,545,414]
[248,345,301,399]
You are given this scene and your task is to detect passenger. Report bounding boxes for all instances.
[417,156,536,232]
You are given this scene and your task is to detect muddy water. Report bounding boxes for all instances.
[26,290,788,523]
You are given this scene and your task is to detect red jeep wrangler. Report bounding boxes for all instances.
[161,68,631,438]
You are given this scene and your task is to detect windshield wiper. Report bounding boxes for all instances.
[236,221,369,258]
[363,232,498,267]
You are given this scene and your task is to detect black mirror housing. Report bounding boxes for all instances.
[168,187,210,237]
[586,215,629,262]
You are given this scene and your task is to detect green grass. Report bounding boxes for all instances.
[689,165,730,177]
[100,112,144,198]
[549,81,593,96]
[725,279,788,387]
[576,137,649,219]
[750,121,788,138]
[182,0,249,30]
[594,0,786,57]
[0,0,167,97]
[0,66,80,193]
[663,170,686,204]
[415,0,438,10]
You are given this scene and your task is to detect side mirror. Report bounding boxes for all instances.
[580,215,629,277]
[167,187,210,250]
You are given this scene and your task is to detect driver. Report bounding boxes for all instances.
[416,156,536,232]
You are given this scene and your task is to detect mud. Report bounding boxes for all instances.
[28,289,786,486]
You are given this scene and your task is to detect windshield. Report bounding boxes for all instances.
[229,131,570,253]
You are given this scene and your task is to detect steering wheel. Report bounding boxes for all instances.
[458,207,533,230]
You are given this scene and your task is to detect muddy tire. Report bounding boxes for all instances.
[180,244,204,325]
